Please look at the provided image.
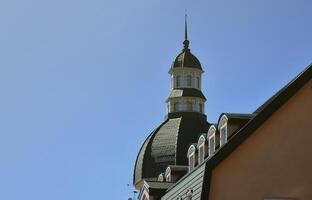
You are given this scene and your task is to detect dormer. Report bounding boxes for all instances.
[217,113,254,147]
[157,173,164,182]
[187,144,197,172]
[165,165,188,183]
[197,134,207,164]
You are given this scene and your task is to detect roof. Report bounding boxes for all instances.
[133,112,210,189]
[171,49,203,70]
[167,88,206,100]
[201,63,312,200]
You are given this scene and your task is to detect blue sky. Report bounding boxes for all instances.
[0,0,311,199]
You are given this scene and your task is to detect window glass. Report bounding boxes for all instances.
[186,102,192,111]
[176,75,181,87]
[209,136,215,156]
[196,77,200,88]
[220,125,227,146]
[166,174,170,182]
[199,103,203,113]
[189,155,194,171]
[198,145,204,163]
[174,102,179,112]
[187,75,192,87]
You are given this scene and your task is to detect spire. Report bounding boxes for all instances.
[185,12,188,41]
[183,11,190,51]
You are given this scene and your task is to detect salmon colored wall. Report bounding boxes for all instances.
[209,80,312,200]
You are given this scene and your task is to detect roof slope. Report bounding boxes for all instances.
[167,88,206,100]
[134,112,209,189]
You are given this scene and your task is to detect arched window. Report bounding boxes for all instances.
[157,173,164,182]
[176,75,181,87]
[208,125,216,157]
[197,135,206,164]
[165,167,171,182]
[187,145,197,172]
[187,75,192,87]
[218,115,228,146]
[220,123,227,146]
[186,102,192,111]
[174,102,179,112]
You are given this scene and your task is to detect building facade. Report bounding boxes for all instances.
[133,20,312,200]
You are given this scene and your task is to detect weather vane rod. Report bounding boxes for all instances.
[185,9,188,41]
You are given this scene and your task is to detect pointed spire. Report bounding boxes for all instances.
[183,10,190,51]
[185,12,188,41]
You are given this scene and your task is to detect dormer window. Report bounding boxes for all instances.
[189,153,195,171]
[208,135,215,157]
[197,135,206,164]
[187,145,196,172]
[187,75,192,87]
[218,115,228,146]
[165,167,171,182]
[208,125,216,157]
[157,173,164,182]
[220,123,227,146]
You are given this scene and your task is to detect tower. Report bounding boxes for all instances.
[167,16,206,115]
[133,18,209,190]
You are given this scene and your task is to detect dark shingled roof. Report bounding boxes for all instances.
[171,49,202,70]
[134,112,210,189]
[167,88,206,100]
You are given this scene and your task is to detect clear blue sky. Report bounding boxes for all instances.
[0,0,311,199]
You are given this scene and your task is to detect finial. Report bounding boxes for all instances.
[183,10,190,51]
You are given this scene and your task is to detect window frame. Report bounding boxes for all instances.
[186,101,192,111]
[208,134,215,157]
[174,102,179,112]
[187,75,192,87]
[176,75,181,87]
[197,135,206,164]
[220,123,227,146]
[187,145,196,172]
[165,167,171,182]
[196,77,200,88]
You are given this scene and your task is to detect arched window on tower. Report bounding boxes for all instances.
[187,75,192,87]
[186,102,192,111]
[176,75,181,87]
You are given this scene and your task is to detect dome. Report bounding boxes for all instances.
[133,112,209,189]
[171,48,202,70]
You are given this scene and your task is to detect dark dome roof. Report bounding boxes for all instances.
[171,49,202,70]
[133,112,209,189]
